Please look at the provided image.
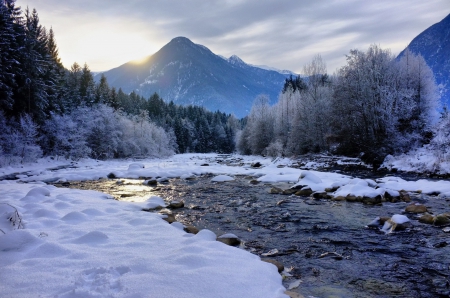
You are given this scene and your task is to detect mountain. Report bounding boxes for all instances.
[99,37,293,118]
[398,13,450,107]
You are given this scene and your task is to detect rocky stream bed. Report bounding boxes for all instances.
[53,161,450,298]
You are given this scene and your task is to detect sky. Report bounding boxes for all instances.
[22,0,450,74]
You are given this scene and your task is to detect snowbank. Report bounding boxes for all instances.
[0,181,287,297]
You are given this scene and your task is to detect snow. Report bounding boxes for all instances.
[3,153,450,297]
[0,180,287,298]
[211,175,235,182]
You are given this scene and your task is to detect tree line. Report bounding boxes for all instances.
[237,46,440,166]
[0,0,237,165]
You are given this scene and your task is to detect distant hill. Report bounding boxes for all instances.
[99,37,293,118]
[398,13,450,108]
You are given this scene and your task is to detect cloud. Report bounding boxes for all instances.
[24,0,449,72]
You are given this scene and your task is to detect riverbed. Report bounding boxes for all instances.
[60,169,450,298]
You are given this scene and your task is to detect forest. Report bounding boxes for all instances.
[0,1,237,165]
[238,49,450,167]
[1,0,449,168]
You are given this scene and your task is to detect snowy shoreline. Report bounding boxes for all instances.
[2,153,450,297]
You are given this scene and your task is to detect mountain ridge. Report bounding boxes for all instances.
[99,37,293,117]
[398,13,450,107]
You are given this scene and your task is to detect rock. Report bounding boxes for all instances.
[282,189,297,195]
[381,215,411,233]
[161,213,176,223]
[312,192,331,200]
[442,227,450,233]
[276,199,289,206]
[419,214,435,224]
[405,204,428,213]
[325,186,339,192]
[367,217,382,228]
[249,179,260,185]
[184,225,199,234]
[168,201,184,209]
[251,162,262,168]
[362,195,382,205]
[145,179,158,186]
[269,187,283,194]
[200,163,209,166]
[385,191,400,202]
[295,187,313,196]
[284,290,305,298]
[346,195,362,202]
[217,233,241,246]
[261,258,284,273]
[61,181,70,187]
[331,196,346,201]
[434,214,450,226]
[107,172,116,179]
[399,191,411,202]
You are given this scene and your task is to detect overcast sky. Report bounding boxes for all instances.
[23,0,449,73]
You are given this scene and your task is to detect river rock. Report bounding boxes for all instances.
[249,179,260,185]
[295,187,313,196]
[332,196,346,201]
[184,225,199,234]
[384,190,400,202]
[161,213,176,223]
[284,291,305,298]
[433,214,450,226]
[346,195,362,202]
[362,195,382,205]
[261,258,284,273]
[168,201,184,209]
[107,172,116,179]
[269,187,283,194]
[325,186,339,192]
[399,191,411,202]
[145,179,158,186]
[312,191,331,200]
[419,214,435,224]
[251,162,262,168]
[282,189,297,195]
[405,204,428,213]
[216,233,241,246]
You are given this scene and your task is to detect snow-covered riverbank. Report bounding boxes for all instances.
[2,153,450,297]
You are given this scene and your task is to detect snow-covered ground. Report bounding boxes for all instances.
[2,153,450,297]
[381,145,450,174]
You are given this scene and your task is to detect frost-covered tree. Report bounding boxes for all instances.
[241,94,274,155]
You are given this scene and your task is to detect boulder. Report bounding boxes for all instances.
[419,214,435,224]
[312,192,331,200]
[346,195,362,202]
[282,189,297,195]
[251,162,262,168]
[168,201,184,209]
[399,191,411,202]
[261,258,284,273]
[161,213,176,223]
[405,204,428,213]
[249,179,260,185]
[331,196,346,201]
[362,195,382,205]
[145,179,158,186]
[184,225,199,234]
[269,187,283,194]
[295,188,313,197]
[434,214,450,226]
[325,186,339,192]
[217,233,241,246]
[107,172,116,179]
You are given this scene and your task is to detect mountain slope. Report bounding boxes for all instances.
[398,13,450,107]
[100,37,291,117]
